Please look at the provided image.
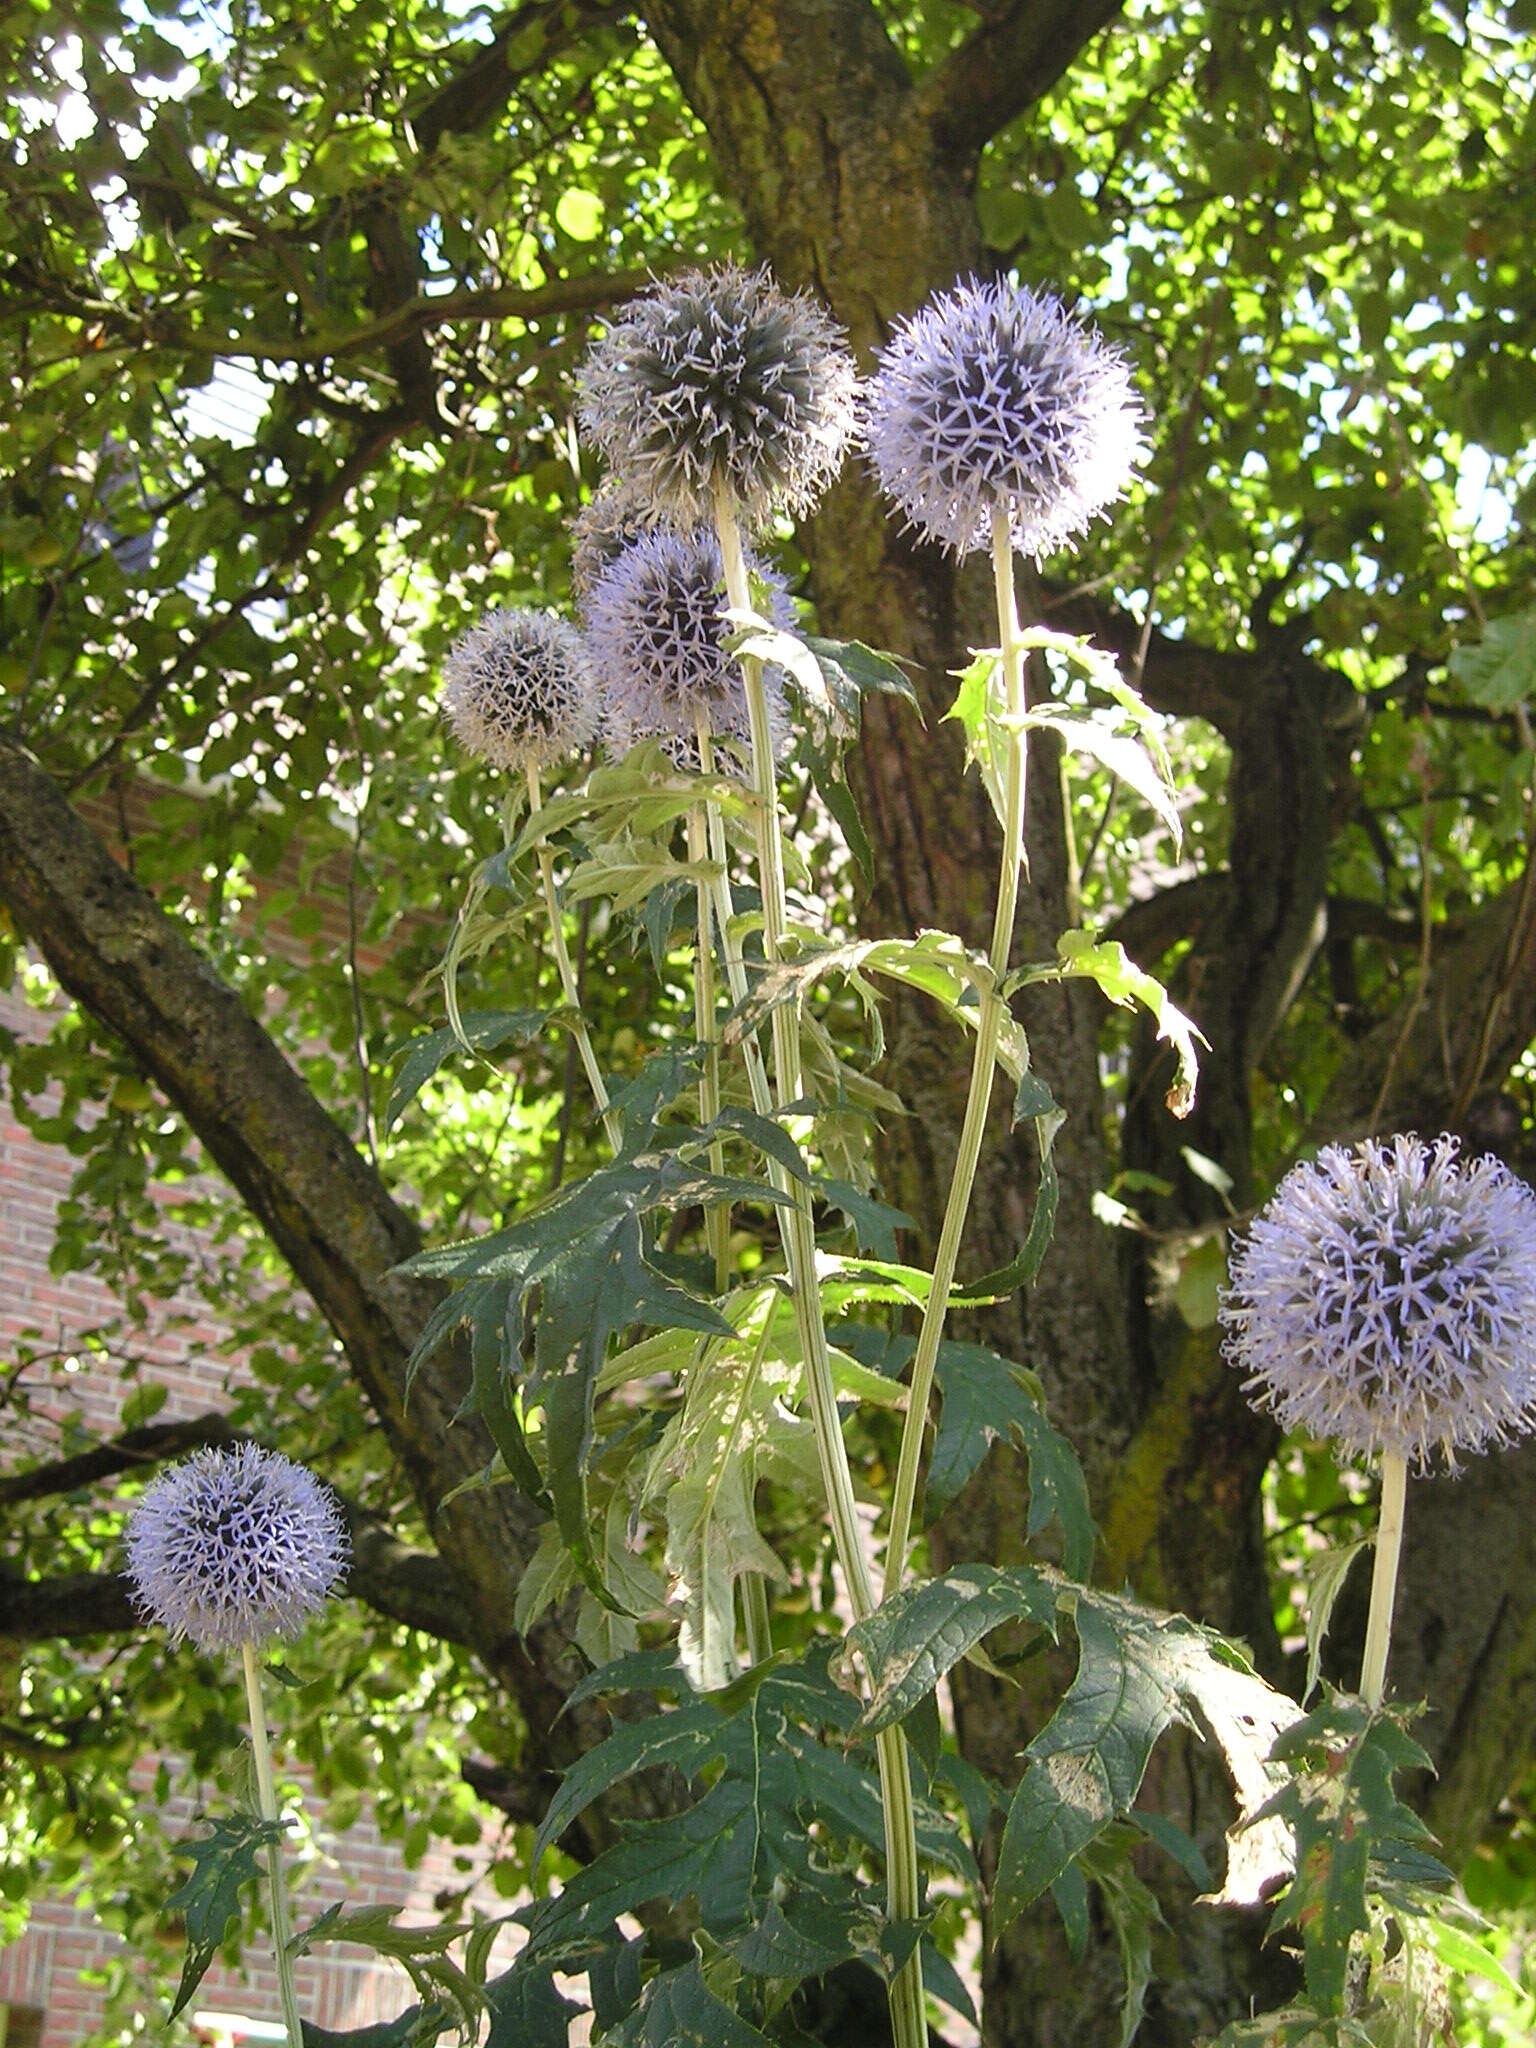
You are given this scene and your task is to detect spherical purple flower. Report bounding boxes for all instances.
[584,528,793,770]
[441,609,597,772]
[125,1444,349,1653]
[1219,1135,1536,1471]
[578,265,860,528]
[866,276,1143,559]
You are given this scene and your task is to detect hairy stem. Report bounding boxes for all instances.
[241,1642,304,2048]
[883,508,1030,1596]
[1360,1451,1409,1708]
[714,486,926,2048]
[689,800,731,1294]
[526,761,623,1155]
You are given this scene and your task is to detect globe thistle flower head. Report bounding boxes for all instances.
[866,276,1144,559]
[585,527,794,770]
[125,1444,349,1654]
[579,265,860,528]
[570,479,667,612]
[441,609,597,773]
[1219,1135,1536,1471]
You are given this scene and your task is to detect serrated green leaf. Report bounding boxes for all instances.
[928,1345,1094,1575]
[845,1563,1059,1735]
[383,1009,544,1134]
[1021,933,1205,1118]
[612,1958,773,2046]
[1302,1537,1373,1703]
[1022,706,1182,850]
[165,1812,285,2020]
[301,2008,451,2048]
[996,1594,1302,1928]
[816,1177,914,1259]
[483,1958,581,2047]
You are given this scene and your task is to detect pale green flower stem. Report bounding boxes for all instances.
[714,487,927,2048]
[883,507,1030,1597]
[1359,1449,1408,1707]
[241,1642,304,2048]
[525,762,624,1157]
[687,786,772,1667]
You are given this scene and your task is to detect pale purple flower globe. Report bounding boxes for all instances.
[125,1444,349,1653]
[578,265,860,528]
[1219,1135,1536,1471]
[584,528,793,770]
[866,276,1143,559]
[442,609,597,772]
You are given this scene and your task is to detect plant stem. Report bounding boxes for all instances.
[689,799,731,1295]
[1359,1451,1408,1708]
[241,1642,305,2048]
[714,487,926,2048]
[883,507,1030,1599]
[525,761,623,1156]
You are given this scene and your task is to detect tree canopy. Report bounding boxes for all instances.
[1,3,1534,2043]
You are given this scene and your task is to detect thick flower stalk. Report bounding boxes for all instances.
[875,283,1143,1601]
[579,264,860,530]
[865,275,1143,561]
[442,609,621,1154]
[127,1445,348,2045]
[1221,1134,1536,1702]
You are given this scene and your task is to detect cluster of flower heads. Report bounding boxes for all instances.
[125,1443,349,1654]
[442,264,1144,776]
[1219,1134,1536,1472]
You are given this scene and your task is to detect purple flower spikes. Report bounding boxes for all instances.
[585,528,792,768]
[867,276,1143,559]
[1220,1135,1536,1471]
[125,1443,349,1653]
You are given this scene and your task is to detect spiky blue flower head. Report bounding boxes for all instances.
[1219,1135,1536,1471]
[578,265,861,528]
[125,1444,349,1653]
[865,276,1144,559]
[442,609,597,772]
[584,527,793,770]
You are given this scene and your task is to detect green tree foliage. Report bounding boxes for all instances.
[1,3,1534,2043]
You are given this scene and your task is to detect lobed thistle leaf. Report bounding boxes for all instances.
[125,1443,349,1653]
[578,264,860,528]
[584,527,792,771]
[441,608,597,773]
[866,275,1144,559]
[1219,1134,1536,1471]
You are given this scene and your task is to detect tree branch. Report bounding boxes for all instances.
[915,0,1126,159]
[0,1412,238,1508]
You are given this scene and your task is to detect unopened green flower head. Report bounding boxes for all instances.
[1219,1134,1536,1471]
[585,527,792,772]
[125,1444,348,1654]
[441,608,597,773]
[579,265,860,529]
[866,276,1143,559]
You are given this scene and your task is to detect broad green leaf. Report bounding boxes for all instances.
[816,1177,914,1258]
[802,632,922,717]
[611,1958,772,2046]
[928,1345,1094,1576]
[1022,706,1182,849]
[1448,604,1536,709]
[383,1009,543,1134]
[844,1563,1059,1735]
[165,1812,285,2019]
[996,1594,1303,1927]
